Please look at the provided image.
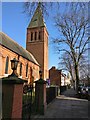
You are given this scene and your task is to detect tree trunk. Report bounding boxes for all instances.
[71,72,75,89]
[75,64,79,94]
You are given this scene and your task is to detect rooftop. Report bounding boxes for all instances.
[28,3,46,28]
[0,32,39,66]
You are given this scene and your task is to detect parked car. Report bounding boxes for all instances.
[86,86,90,100]
[78,86,90,99]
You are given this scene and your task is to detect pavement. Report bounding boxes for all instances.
[31,88,89,119]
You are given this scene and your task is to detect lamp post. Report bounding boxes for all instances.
[9,58,19,77]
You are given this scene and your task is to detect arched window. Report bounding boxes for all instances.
[35,32,37,40]
[26,63,28,77]
[31,32,33,41]
[5,56,9,74]
[20,63,22,76]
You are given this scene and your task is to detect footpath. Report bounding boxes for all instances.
[31,88,88,119]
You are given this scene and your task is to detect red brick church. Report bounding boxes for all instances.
[0,4,49,83]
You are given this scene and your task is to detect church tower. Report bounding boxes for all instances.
[26,4,48,80]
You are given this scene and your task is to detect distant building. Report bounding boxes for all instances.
[61,73,66,86]
[49,66,66,86]
[65,72,71,86]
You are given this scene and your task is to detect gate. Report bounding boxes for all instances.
[22,84,35,119]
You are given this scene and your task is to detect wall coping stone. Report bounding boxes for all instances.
[1,76,27,84]
[34,78,47,84]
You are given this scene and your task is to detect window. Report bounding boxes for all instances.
[20,63,22,76]
[5,56,9,74]
[35,32,37,40]
[31,32,33,41]
[38,31,42,40]
[26,63,28,77]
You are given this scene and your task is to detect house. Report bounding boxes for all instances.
[49,66,66,86]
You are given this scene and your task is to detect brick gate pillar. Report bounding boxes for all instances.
[1,76,27,119]
[35,71,47,115]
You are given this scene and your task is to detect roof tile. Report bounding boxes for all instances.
[0,32,39,66]
[28,4,46,28]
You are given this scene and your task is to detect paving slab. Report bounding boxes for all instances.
[31,88,88,119]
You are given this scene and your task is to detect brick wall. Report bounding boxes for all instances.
[12,84,23,118]
[2,82,24,119]
[49,67,61,86]
[0,45,39,83]
[26,26,48,80]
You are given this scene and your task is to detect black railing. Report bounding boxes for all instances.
[22,84,35,119]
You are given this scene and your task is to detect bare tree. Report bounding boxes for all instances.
[23,1,60,17]
[79,55,90,80]
[23,2,90,92]
[58,52,75,83]
[53,2,90,93]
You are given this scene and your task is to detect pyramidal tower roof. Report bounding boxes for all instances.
[28,3,46,28]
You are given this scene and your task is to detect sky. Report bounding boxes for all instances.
[2,2,62,69]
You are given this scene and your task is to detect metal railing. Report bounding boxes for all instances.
[22,84,35,119]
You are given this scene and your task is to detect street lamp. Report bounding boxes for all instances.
[10,58,19,77]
